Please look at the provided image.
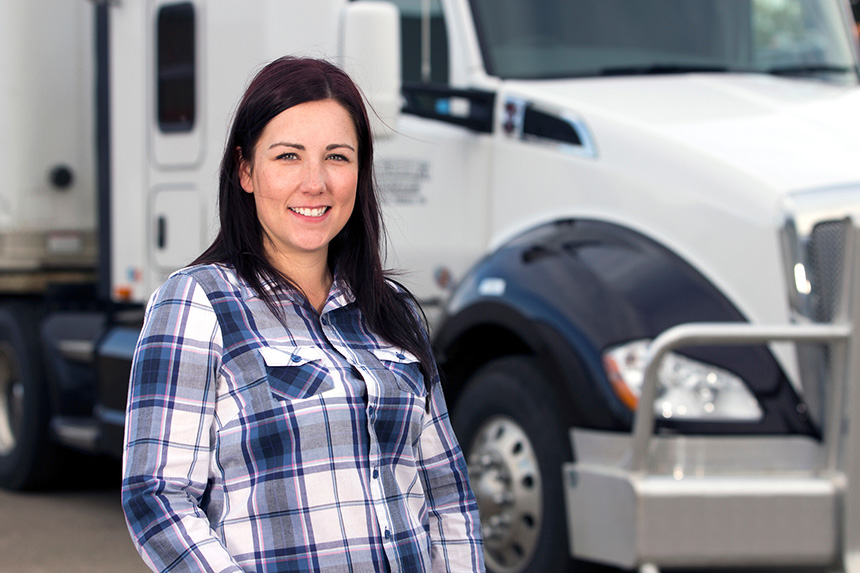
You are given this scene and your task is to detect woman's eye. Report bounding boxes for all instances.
[276,152,298,161]
[328,154,349,162]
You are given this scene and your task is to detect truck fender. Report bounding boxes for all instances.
[435,219,815,436]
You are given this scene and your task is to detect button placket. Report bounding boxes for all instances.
[322,335,397,558]
[365,370,396,555]
[288,298,409,569]
[370,472,392,549]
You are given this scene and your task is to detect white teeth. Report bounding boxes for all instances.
[290,207,327,217]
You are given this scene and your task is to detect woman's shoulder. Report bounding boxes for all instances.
[152,263,242,301]
[174,262,235,283]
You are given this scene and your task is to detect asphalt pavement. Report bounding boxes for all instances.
[0,460,149,573]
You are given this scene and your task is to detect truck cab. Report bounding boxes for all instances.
[368,1,860,571]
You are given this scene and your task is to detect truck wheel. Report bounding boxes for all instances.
[452,356,575,573]
[0,303,59,490]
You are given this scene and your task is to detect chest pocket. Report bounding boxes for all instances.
[259,345,334,401]
[370,347,427,397]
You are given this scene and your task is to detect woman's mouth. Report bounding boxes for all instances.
[289,206,329,217]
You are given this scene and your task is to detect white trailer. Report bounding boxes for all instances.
[3,1,860,572]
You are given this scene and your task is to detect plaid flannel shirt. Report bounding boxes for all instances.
[121,264,484,572]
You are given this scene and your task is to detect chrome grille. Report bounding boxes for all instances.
[787,216,851,428]
[806,219,848,323]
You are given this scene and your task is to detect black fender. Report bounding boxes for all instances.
[435,219,816,437]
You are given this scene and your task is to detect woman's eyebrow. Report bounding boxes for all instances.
[269,142,303,150]
[267,142,355,152]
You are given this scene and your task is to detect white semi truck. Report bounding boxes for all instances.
[3,1,860,571]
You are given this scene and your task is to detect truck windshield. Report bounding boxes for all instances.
[469,0,859,84]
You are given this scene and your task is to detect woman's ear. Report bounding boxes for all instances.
[238,147,253,193]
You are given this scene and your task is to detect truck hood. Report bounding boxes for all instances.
[510,73,860,194]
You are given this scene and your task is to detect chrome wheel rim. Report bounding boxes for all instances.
[467,415,542,573]
[0,341,23,457]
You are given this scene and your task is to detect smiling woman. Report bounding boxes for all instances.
[237,99,358,310]
[120,56,485,573]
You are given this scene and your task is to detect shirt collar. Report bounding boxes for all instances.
[322,268,356,314]
[229,263,355,313]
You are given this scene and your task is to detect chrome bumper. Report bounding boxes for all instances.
[565,431,841,569]
[564,321,859,571]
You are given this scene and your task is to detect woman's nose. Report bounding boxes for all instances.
[301,162,325,193]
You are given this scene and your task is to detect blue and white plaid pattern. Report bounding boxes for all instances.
[122,264,484,572]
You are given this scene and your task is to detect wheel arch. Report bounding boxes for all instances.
[434,218,816,436]
[435,300,630,434]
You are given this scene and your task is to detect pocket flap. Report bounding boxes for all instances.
[259,345,325,367]
[370,347,420,364]
[370,347,426,396]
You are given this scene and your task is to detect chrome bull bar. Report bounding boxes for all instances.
[631,322,851,473]
[565,223,860,571]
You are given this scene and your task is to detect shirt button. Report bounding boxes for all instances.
[396,352,406,360]
[384,529,391,539]
[372,469,378,479]
[291,355,301,363]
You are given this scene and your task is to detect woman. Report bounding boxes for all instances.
[122,56,484,572]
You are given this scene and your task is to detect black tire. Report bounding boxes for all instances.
[452,356,575,573]
[0,302,62,490]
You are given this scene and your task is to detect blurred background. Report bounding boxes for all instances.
[2,1,860,572]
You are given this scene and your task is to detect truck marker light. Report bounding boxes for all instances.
[115,285,132,301]
[794,263,812,295]
[603,353,640,410]
[502,98,525,136]
[478,277,506,296]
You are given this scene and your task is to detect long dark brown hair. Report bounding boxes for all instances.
[194,56,436,392]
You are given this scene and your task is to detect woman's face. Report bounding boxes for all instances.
[239,99,359,268]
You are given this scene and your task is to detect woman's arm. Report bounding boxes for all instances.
[122,272,242,573]
[418,382,486,572]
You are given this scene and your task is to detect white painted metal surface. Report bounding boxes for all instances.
[0,0,96,272]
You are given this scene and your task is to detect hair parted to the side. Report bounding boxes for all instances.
[193,56,436,393]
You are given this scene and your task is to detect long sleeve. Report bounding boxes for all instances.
[418,382,486,572]
[121,273,241,573]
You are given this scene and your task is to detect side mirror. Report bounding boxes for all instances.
[338,2,401,138]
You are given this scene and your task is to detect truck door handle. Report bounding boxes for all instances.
[157,216,166,249]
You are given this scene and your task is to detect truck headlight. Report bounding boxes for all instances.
[603,340,762,421]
